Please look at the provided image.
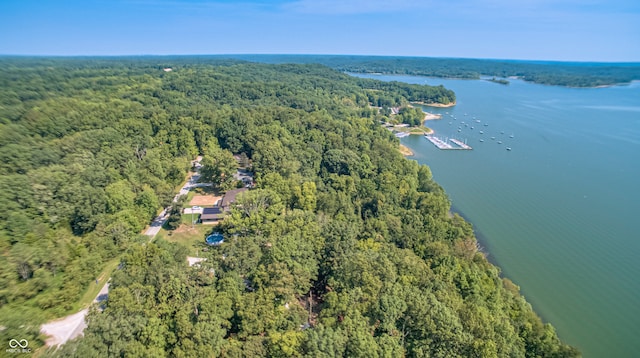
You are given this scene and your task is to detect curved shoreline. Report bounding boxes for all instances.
[354,71,637,88]
[423,112,442,120]
[399,144,414,156]
[420,127,434,135]
[411,101,457,108]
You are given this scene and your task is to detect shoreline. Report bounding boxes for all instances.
[398,144,414,156]
[356,72,637,89]
[420,127,434,135]
[423,101,456,108]
[370,70,638,356]
[423,112,442,120]
[421,111,438,134]
[411,100,456,108]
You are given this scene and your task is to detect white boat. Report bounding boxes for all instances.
[506,147,512,151]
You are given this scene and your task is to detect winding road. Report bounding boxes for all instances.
[40,158,203,347]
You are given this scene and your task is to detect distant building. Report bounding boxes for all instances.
[163,68,173,72]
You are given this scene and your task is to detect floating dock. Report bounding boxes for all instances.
[450,138,472,150]
[425,135,453,149]
[425,135,472,150]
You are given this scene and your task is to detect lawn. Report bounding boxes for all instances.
[181,213,200,225]
[192,186,219,195]
[76,257,120,310]
[157,224,213,256]
[394,125,433,135]
[186,190,196,203]
[411,126,432,134]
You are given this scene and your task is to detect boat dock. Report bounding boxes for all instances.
[425,135,454,149]
[425,135,472,150]
[450,138,472,150]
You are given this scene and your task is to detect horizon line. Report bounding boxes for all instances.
[1,53,639,65]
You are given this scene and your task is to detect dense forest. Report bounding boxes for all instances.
[0,57,577,357]
[229,54,640,88]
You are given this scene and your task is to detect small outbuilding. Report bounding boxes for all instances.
[200,207,224,225]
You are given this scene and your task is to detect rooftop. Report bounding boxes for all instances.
[221,188,248,209]
[201,206,224,220]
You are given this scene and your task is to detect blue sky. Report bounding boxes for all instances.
[1,0,638,61]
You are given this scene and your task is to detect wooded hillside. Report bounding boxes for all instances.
[0,57,576,357]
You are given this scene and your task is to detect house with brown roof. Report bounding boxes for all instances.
[199,188,248,224]
[221,188,248,211]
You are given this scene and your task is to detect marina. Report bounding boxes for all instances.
[450,138,473,149]
[424,135,473,150]
[410,102,510,152]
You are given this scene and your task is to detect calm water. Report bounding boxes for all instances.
[355,74,640,357]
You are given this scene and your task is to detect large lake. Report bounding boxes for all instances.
[354,73,640,357]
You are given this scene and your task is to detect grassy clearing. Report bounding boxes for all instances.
[76,258,120,309]
[411,126,427,133]
[158,225,213,256]
[393,125,432,135]
[181,213,200,225]
[192,186,219,195]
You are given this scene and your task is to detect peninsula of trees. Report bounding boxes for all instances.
[0,57,577,357]
[227,54,640,88]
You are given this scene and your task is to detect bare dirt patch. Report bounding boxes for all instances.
[173,224,200,235]
[190,195,222,206]
[41,309,88,347]
[399,144,414,156]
